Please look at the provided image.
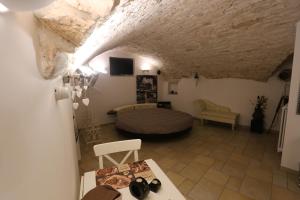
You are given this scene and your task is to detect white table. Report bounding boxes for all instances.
[82,159,186,200]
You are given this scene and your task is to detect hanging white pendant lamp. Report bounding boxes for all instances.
[73,102,79,110]
[82,98,90,106]
[76,90,82,98]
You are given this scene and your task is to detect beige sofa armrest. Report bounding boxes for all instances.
[217,106,231,112]
[194,99,207,113]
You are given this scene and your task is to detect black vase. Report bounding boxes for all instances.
[250,108,264,133]
[253,107,264,118]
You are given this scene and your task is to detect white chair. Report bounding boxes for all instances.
[79,176,84,200]
[93,139,142,169]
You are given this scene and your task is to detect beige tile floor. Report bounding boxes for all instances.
[79,122,300,200]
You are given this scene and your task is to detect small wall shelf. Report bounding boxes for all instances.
[168,81,179,95]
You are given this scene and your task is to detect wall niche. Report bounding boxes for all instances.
[168,80,179,95]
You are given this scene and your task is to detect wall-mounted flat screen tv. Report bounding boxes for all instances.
[109,57,134,75]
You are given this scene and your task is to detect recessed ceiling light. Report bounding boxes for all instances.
[0,3,9,13]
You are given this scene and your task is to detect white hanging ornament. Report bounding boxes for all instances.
[75,85,81,90]
[76,90,82,98]
[82,98,90,106]
[71,90,76,100]
[73,102,79,110]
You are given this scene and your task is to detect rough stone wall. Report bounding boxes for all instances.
[35,0,97,46]
[36,23,75,78]
[35,0,300,81]
[34,0,115,78]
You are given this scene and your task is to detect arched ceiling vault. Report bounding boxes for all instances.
[35,0,300,81]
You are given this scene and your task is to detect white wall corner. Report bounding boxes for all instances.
[281,22,300,171]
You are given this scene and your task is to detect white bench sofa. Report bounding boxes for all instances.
[194,99,239,130]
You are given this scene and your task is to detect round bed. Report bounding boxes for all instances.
[116,108,193,135]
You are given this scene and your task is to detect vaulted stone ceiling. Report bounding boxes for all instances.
[35,0,300,81]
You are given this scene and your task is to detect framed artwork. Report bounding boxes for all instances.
[136,75,157,103]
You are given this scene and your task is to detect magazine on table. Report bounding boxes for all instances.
[95,160,156,189]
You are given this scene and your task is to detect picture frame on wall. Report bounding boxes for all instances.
[136,75,157,103]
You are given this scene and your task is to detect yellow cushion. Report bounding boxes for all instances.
[134,103,157,109]
[199,111,238,120]
[194,100,207,111]
[203,100,231,112]
[113,105,134,112]
[113,103,157,113]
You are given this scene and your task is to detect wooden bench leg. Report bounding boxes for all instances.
[232,117,238,131]
[200,119,204,126]
[233,116,239,131]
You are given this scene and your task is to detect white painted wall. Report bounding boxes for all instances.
[0,13,78,200]
[281,22,300,171]
[76,49,163,128]
[160,76,285,130]
[83,49,285,130]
